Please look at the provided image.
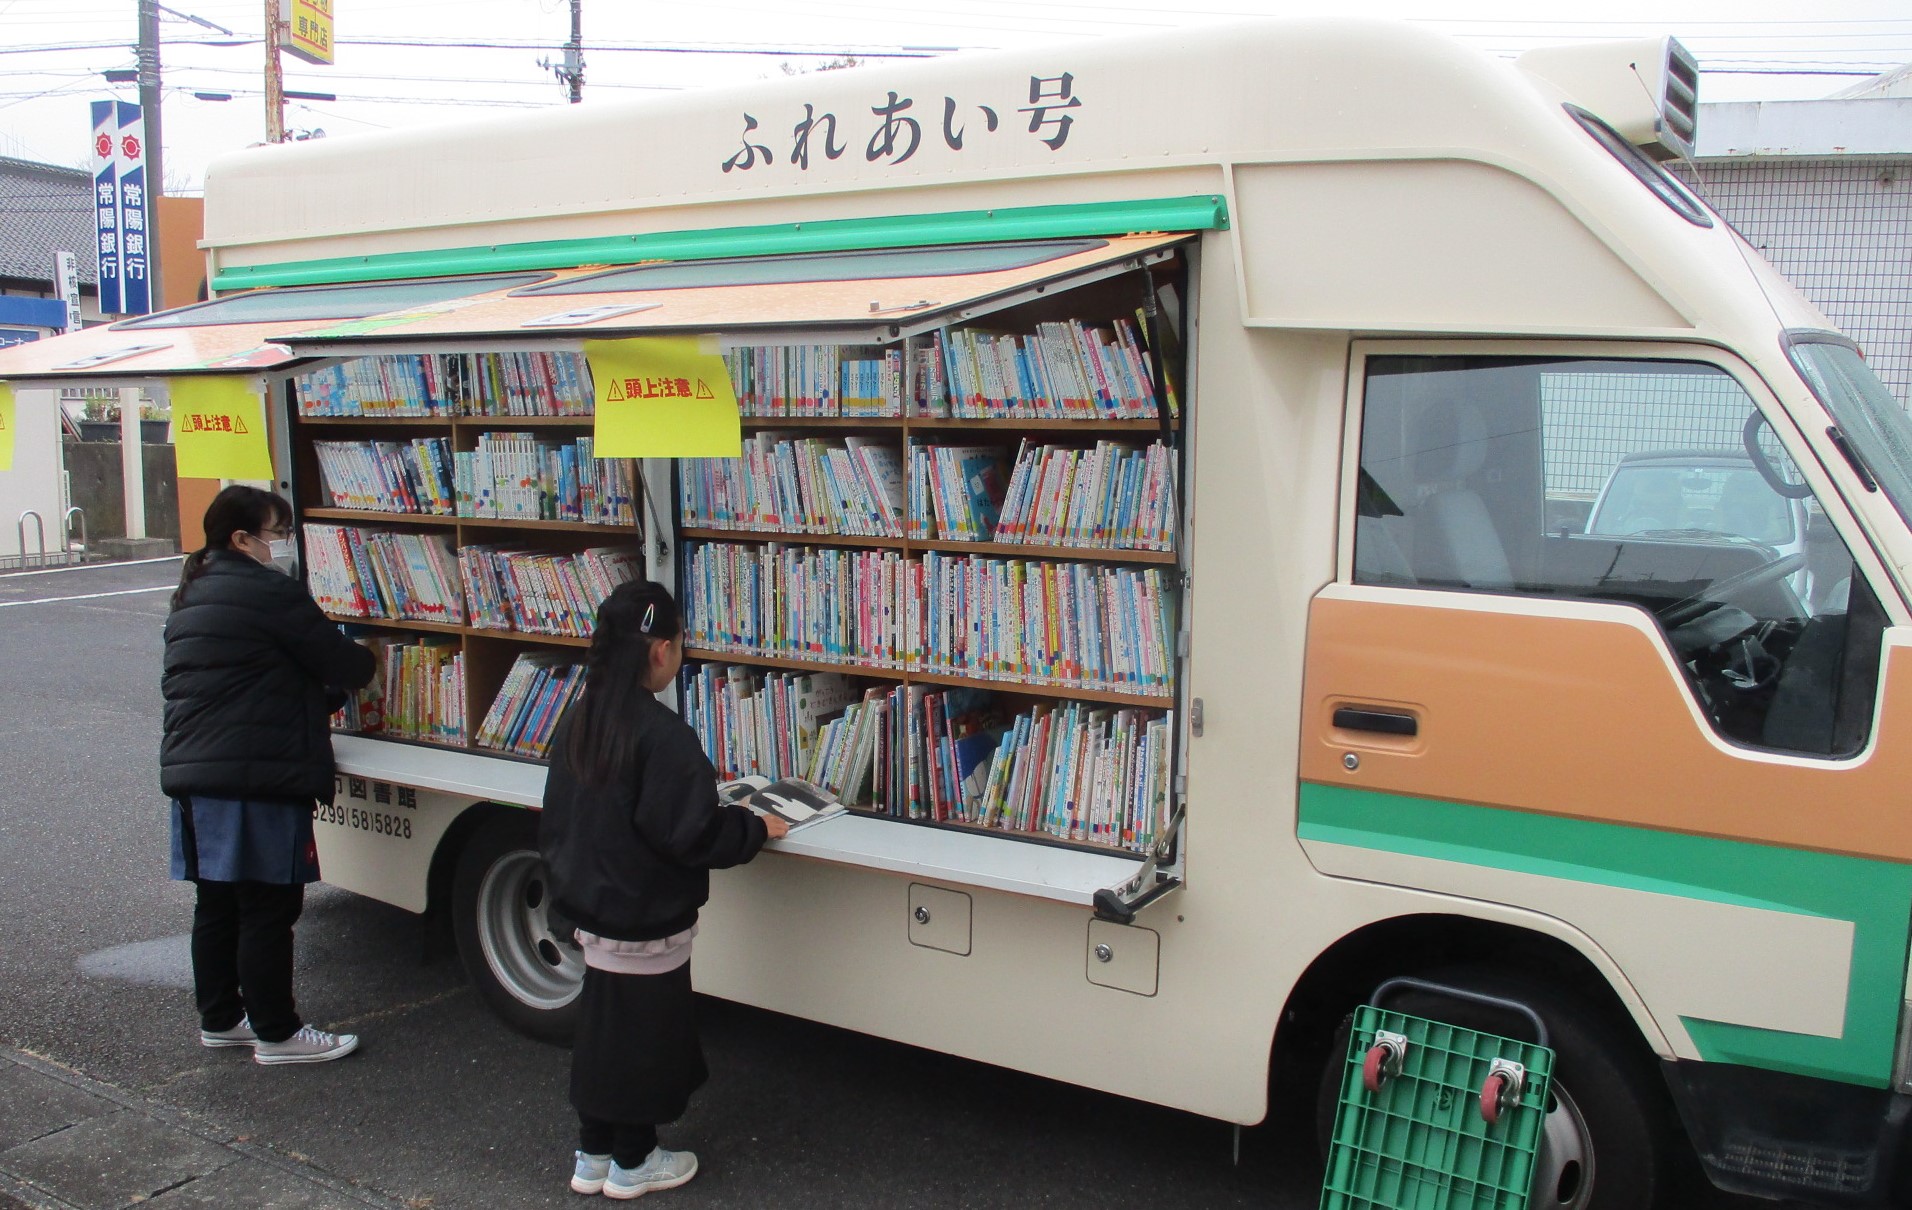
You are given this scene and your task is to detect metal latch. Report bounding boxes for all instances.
[1091,800,1186,925]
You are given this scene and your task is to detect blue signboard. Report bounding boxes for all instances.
[90,100,121,314]
[115,100,151,315]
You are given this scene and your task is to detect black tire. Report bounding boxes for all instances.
[451,812,582,1044]
[1314,973,1670,1210]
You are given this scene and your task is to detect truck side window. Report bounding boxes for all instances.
[1355,354,1884,758]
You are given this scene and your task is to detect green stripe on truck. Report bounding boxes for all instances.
[209,195,1231,290]
[1298,782,1912,1087]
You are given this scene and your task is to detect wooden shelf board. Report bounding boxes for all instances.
[322,614,592,647]
[296,415,454,426]
[302,507,457,526]
[913,537,1175,564]
[906,668,1174,708]
[735,415,1177,433]
[679,527,907,550]
[678,527,1173,564]
[457,515,640,534]
[455,414,595,427]
[325,613,468,637]
[466,628,592,648]
[683,648,1172,708]
[739,416,901,428]
[903,416,1174,431]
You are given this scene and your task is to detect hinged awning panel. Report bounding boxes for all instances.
[275,233,1192,353]
[0,322,302,385]
[0,270,550,387]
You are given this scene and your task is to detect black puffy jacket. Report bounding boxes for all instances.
[540,698,767,942]
[161,550,377,804]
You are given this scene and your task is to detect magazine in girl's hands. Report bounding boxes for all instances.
[717,776,847,830]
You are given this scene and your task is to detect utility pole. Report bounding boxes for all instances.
[264,0,286,141]
[561,0,583,102]
[136,0,164,308]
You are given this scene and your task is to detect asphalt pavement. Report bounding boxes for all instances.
[0,557,1776,1209]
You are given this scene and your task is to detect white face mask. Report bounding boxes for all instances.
[266,538,298,575]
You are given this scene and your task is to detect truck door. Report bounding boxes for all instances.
[1298,345,1912,1096]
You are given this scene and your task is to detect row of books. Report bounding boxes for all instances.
[936,318,1160,420]
[681,541,1177,693]
[474,652,585,758]
[459,545,643,637]
[680,435,1176,553]
[454,432,639,525]
[681,665,861,785]
[305,525,466,624]
[991,439,1177,550]
[679,435,905,537]
[297,353,594,417]
[723,344,917,418]
[314,438,456,516]
[679,664,1171,853]
[917,550,1175,691]
[685,543,914,669]
[330,635,467,746]
[967,700,1171,851]
[908,443,1009,541]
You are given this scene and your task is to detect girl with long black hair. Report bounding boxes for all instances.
[162,484,377,1064]
[539,579,787,1199]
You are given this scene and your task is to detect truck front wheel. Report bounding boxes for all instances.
[451,814,582,1043]
[1316,974,1668,1209]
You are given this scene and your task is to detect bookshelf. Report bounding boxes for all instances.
[678,256,1187,858]
[289,249,1189,857]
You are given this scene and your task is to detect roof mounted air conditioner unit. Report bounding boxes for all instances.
[1518,37,1700,161]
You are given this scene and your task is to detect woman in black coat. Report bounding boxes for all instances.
[162,485,376,1065]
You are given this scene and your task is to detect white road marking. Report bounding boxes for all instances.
[0,586,173,608]
[0,555,181,578]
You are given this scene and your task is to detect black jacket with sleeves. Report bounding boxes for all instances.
[539,697,767,943]
[161,550,377,804]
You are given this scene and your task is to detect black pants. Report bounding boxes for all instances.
[191,879,304,1044]
[579,1117,658,1169]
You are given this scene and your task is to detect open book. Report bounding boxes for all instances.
[717,775,848,831]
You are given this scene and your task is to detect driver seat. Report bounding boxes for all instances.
[1409,403,1515,591]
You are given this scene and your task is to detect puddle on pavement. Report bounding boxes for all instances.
[78,934,191,988]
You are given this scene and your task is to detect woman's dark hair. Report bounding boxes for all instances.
[171,484,292,610]
[561,578,682,787]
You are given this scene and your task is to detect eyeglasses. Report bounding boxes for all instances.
[258,527,291,540]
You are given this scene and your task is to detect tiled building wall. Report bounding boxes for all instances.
[1679,158,1912,406]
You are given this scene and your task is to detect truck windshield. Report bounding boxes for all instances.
[1788,337,1912,531]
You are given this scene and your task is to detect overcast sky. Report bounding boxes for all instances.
[3,0,1910,192]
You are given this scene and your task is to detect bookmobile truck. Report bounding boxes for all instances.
[8,16,1912,1207]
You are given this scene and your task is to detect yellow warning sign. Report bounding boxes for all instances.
[171,376,273,480]
[583,337,741,459]
[0,382,14,473]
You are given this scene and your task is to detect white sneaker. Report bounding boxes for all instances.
[571,1151,612,1195]
[603,1147,698,1199]
[253,1025,359,1065]
[199,1017,258,1048]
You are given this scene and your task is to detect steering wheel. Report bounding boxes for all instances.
[1660,552,1806,630]
[1742,411,1815,499]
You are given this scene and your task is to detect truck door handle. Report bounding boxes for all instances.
[1332,707,1419,737]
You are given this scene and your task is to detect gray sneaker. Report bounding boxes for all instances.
[200,1017,257,1048]
[602,1147,698,1199]
[253,1025,359,1065]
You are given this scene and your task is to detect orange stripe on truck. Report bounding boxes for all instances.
[1299,589,1912,864]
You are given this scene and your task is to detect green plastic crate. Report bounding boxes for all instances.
[1320,1005,1556,1210]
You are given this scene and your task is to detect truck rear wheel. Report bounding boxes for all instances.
[451,814,582,1043]
[1315,974,1667,1209]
